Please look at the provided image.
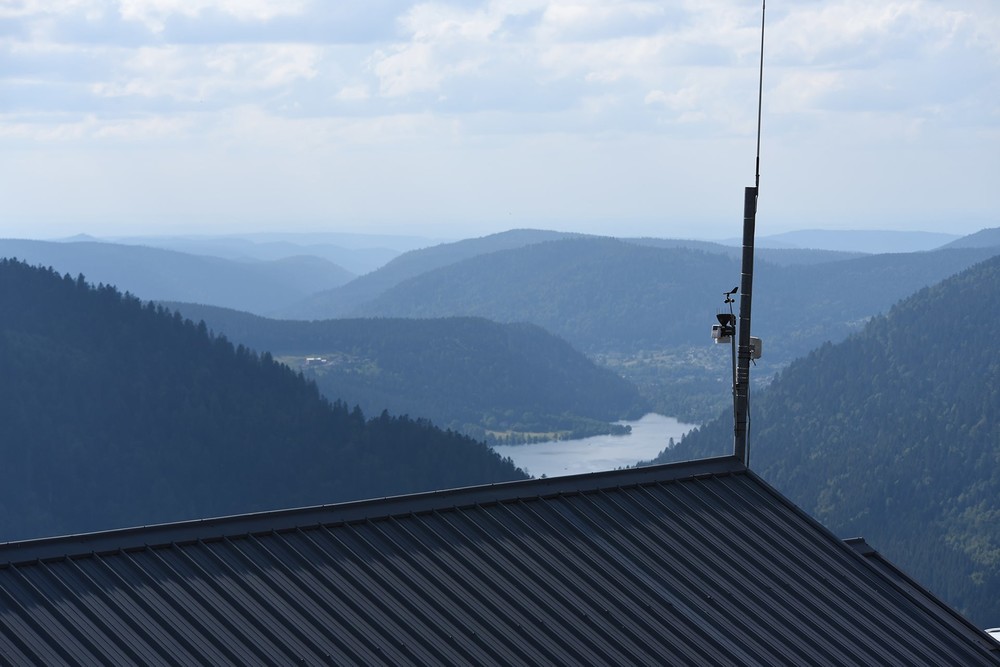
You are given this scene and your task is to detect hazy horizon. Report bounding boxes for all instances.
[2,1,997,241]
[3,224,977,251]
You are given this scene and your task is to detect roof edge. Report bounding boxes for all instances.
[848,538,1000,652]
[0,455,746,566]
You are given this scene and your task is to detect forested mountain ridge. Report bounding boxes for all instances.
[750,228,959,253]
[165,303,647,443]
[648,254,1000,625]
[344,236,1000,420]
[0,259,526,542]
[8,230,997,425]
[106,234,401,275]
[350,237,1000,359]
[354,237,732,352]
[279,229,579,319]
[282,229,867,321]
[0,238,355,315]
[752,246,1000,361]
[625,236,866,265]
[941,226,1000,249]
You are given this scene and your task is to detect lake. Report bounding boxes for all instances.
[491,413,698,479]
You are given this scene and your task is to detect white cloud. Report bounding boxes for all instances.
[369,42,445,98]
[88,43,320,102]
[0,0,997,237]
[537,1,669,41]
[0,0,99,18]
[761,0,999,134]
[769,0,1000,75]
[0,110,193,143]
[367,3,509,98]
[206,43,319,88]
[115,0,308,32]
[335,83,370,102]
[768,70,846,115]
[401,2,505,42]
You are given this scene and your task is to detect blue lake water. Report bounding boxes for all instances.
[491,413,697,479]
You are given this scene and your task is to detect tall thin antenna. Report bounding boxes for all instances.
[733,0,765,465]
[755,2,765,190]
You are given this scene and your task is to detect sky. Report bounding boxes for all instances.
[1,0,998,241]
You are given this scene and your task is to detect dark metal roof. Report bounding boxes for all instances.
[2,455,998,666]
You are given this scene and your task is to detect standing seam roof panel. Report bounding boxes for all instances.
[293,525,431,665]
[136,545,268,665]
[2,457,998,666]
[728,472,999,665]
[483,499,650,664]
[526,494,705,664]
[80,552,205,663]
[269,528,400,664]
[0,583,71,666]
[324,520,477,665]
[392,513,546,665]
[55,556,172,665]
[847,538,1000,657]
[690,474,934,665]
[659,477,875,664]
[677,481,872,665]
[169,540,303,661]
[508,495,691,663]
[560,485,760,665]
[224,533,370,664]
[618,482,787,664]
[713,475,925,664]
[574,487,765,666]
[717,474,944,664]
[372,516,526,665]
[474,500,650,665]
[403,510,570,665]
[190,538,332,662]
[111,548,235,665]
[5,564,113,664]
[719,472,989,665]
[669,476,885,665]
[669,480,817,665]
[438,506,608,664]
[335,519,495,665]
[581,492,749,665]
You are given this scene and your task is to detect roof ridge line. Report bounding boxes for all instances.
[0,456,746,566]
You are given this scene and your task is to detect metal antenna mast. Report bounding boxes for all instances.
[733,1,766,465]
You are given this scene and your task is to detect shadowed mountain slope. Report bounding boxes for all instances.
[166,303,647,443]
[353,237,730,353]
[348,236,1000,361]
[282,230,868,321]
[942,226,1000,250]
[649,254,1000,625]
[0,259,525,542]
[279,229,579,319]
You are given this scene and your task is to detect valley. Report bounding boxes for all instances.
[3,225,1000,628]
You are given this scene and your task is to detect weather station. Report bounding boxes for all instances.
[713,1,767,467]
